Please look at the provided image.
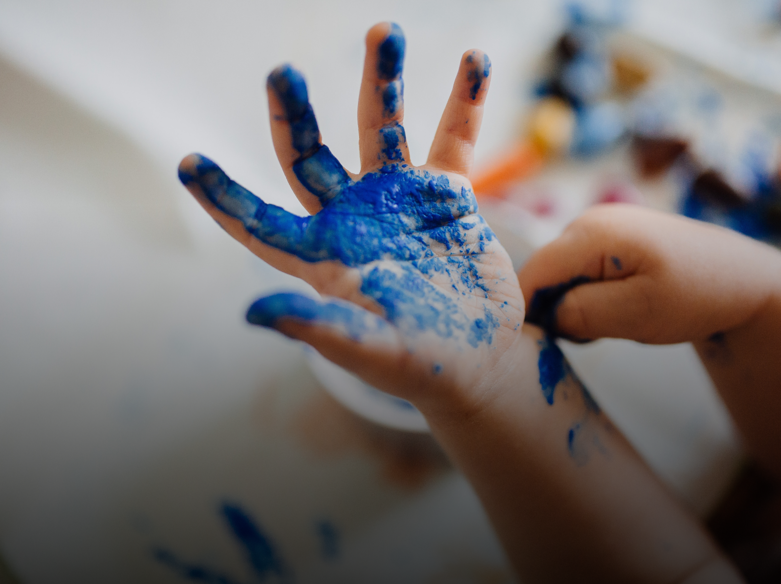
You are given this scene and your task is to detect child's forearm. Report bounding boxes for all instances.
[421,324,742,584]
[695,284,781,481]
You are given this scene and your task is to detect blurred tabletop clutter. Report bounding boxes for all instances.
[1,1,781,582]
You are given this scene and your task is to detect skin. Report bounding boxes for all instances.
[519,204,781,481]
[178,23,743,583]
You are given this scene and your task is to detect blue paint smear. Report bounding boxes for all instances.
[267,65,319,158]
[152,503,290,584]
[465,52,491,100]
[315,520,340,560]
[525,275,591,340]
[382,79,404,117]
[152,547,241,584]
[246,292,386,341]
[292,145,352,203]
[266,65,351,205]
[377,23,405,80]
[182,153,503,348]
[379,123,406,162]
[610,256,622,270]
[221,503,289,582]
[537,336,567,405]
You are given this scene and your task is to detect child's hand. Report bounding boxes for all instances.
[178,23,524,416]
[518,204,781,344]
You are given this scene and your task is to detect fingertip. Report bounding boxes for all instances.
[266,63,309,117]
[178,153,219,186]
[369,22,405,80]
[246,292,320,329]
[462,49,492,101]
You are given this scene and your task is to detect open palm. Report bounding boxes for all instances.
[179,23,525,410]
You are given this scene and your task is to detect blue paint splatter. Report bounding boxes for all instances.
[379,123,406,162]
[610,256,622,270]
[152,547,242,584]
[153,503,290,584]
[526,275,591,339]
[377,23,405,80]
[465,52,491,100]
[537,336,567,405]
[222,503,289,581]
[315,520,339,560]
[433,363,443,375]
[382,79,403,117]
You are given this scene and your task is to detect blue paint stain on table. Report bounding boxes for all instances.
[153,502,291,583]
[222,503,290,581]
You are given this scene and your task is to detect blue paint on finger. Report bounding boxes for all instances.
[292,145,352,203]
[377,23,405,80]
[465,52,491,100]
[610,256,622,270]
[181,154,310,257]
[247,292,384,341]
[268,64,320,157]
[379,123,406,162]
[526,275,591,339]
[382,79,404,117]
[183,151,505,348]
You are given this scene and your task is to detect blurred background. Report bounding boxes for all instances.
[1,1,780,582]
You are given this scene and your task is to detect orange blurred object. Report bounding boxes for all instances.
[471,141,546,199]
[471,98,575,199]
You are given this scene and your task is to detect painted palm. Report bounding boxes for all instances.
[179,24,525,403]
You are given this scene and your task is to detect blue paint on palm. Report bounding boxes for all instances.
[180,29,503,348]
[181,152,501,345]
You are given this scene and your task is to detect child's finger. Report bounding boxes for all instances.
[179,154,315,267]
[267,65,354,214]
[539,277,661,342]
[518,220,641,340]
[246,292,409,389]
[427,50,492,177]
[357,22,411,170]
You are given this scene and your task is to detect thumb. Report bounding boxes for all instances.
[518,210,645,341]
[246,292,406,389]
[548,275,659,343]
